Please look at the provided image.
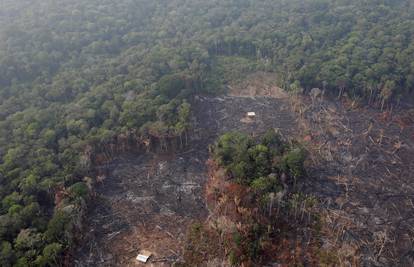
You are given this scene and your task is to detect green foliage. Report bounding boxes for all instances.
[175,100,191,134]
[14,229,43,252]
[34,242,63,267]
[14,257,29,267]
[0,0,413,264]
[213,132,253,183]
[0,241,14,267]
[212,133,316,265]
[213,132,306,186]
[157,74,187,99]
[45,211,71,244]
[261,129,284,154]
[2,192,23,211]
[208,56,260,87]
[214,132,252,167]
[282,148,307,178]
[68,182,89,199]
[247,144,272,179]
[250,175,279,194]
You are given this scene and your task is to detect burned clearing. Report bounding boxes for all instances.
[294,96,414,266]
[192,95,296,138]
[74,84,414,266]
[74,94,296,266]
[74,152,207,266]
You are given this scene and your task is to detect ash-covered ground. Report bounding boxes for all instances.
[75,90,414,266]
[296,97,414,266]
[74,94,296,266]
[74,152,207,266]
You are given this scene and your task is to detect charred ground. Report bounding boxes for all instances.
[295,96,414,266]
[74,88,297,266]
[75,76,414,266]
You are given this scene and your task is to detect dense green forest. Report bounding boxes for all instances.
[0,0,414,265]
[213,131,306,186]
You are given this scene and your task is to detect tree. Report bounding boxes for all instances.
[34,242,62,267]
[175,100,191,145]
[68,182,89,200]
[0,241,14,267]
[45,211,72,244]
[0,0,413,264]
[261,129,284,154]
[380,80,396,110]
[248,144,271,179]
[14,228,43,252]
[157,74,186,99]
[282,148,306,179]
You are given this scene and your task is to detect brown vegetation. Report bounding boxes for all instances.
[183,159,323,266]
